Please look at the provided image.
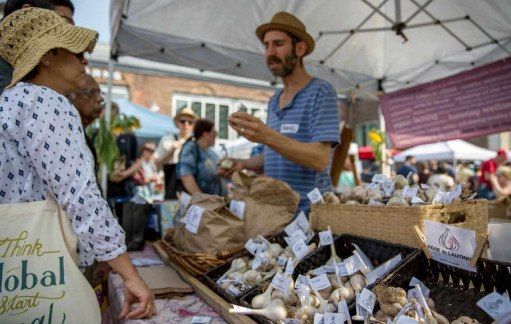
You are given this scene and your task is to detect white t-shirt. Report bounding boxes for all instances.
[154,134,187,165]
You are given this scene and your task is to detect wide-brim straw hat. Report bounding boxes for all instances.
[174,107,198,123]
[256,11,315,56]
[0,8,98,89]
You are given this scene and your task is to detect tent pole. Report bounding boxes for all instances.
[378,103,390,177]
[101,59,114,198]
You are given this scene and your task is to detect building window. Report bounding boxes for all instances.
[356,120,380,147]
[172,94,267,141]
[100,84,130,101]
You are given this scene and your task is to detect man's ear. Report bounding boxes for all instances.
[294,41,307,60]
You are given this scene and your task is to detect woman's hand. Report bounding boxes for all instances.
[118,275,156,320]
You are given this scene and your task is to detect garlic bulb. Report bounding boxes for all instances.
[226,258,247,275]
[380,302,403,317]
[342,282,355,300]
[318,286,333,300]
[329,286,351,303]
[227,271,243,282]
[393,175,408,189]
[230,299,287,322]
[220,159,234,169]
[307,294,321,308]
[323,191,341,204]
[425,187,437,201]
[451,316,480,324]
[327,274,342,289]
[349,274,367,292]
[242,270,262,286]
[345,200,360,205]
[387,196,409,206]
[252,284,274,309]
[268,243,283,258]
[271,289,298,306]
[294,304,317,322]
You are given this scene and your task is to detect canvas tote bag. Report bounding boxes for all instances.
[0,198,101,323]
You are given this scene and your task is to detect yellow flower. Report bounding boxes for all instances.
[368,129,382,144]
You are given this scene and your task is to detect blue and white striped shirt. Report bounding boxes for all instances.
[264,78,340,213]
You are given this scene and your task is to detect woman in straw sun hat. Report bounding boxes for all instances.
[0,8,155,321]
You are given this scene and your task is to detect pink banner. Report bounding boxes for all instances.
[381,58,511,148]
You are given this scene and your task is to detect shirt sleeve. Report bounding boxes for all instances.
[20,88,126,264]
[310,82,341,145]
[177,141,199,177]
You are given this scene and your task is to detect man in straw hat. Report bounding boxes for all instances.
[154,107,197,199]
[225,12,340,213]
[0,0,76,93]
[0,8,155,320]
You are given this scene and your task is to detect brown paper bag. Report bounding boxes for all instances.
[173,193,245,255]
[232,171,299,239]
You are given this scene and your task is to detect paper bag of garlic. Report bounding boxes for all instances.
[321,174,476,207]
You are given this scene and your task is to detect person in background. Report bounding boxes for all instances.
[417,162,430,185]
[139,143,159,185]
[154,107,197,199]
[178,119,226,196]
[396,155,419,184]
[0,0,75,93]
[456,162,475,185]
[0,8,155,319]
[478,149,508,199]
[336,158,356,190]
[67,74,103,179]
[429,160,439,174]
[489,166,511,198]
[441,162,456,179]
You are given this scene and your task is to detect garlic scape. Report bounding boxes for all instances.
[230,299,287,322]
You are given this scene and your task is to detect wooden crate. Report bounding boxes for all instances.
[154,241,256,324]
[310,199,488,248]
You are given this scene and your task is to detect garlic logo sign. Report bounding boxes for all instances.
[438,228,460,251]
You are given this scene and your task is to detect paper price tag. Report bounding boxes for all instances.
[307,188,324,204]
[477,292,511,320]
[245,239,261,255]
[226,285,242,296]
[395,316,419,324]
[284,236,295,248]
[368,182,379,190]
[229,200,246,220]
[338,300,351,324]
[355,293,370,319]
[284,257,294,276]
[324,313,344,324]
[343,256,360,275]
[402,186,418,199]
[271,272,291,294]
[191,316,212,324]
[179,192,191,207]
[309,273,331,291]
[296,275,309,289]
[291,240,309,260]
[313,313,324,324]
[358,288,376,314]
[372,174,387,183]
[185,205,204,234]
[284,222,300,237]
[365,254,402,285]
[296,211,310,233]
[409,277,430,297]
[312,266,327,276]
[291,229,307,244]
[252,252,268,271]
[411,196,426,205]
[407,288,419,302]
[319,230,334,246]
[277,254,288,267]
[382,179,395,196]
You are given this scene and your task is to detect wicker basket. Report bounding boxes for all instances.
[310,200,488,248]
[372,252,511,322]
[159,229,243,277]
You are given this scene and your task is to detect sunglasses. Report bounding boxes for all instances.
[179,120,193,125]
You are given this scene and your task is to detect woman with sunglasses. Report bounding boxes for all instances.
[154,107,197,198]
[0,8,155,321]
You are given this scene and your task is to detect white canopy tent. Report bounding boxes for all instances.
[393,139,497,163]
[110,0,511,97]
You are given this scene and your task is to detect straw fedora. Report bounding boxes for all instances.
[0,8,98,89]
[174,107,198,123]
[256,11,315,56]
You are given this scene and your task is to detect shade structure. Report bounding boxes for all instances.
[115,98,178,138]
[393,139,497,162]
[110,0,511,96]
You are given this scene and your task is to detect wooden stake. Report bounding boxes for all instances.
[470,233,488,267]
[412,225,432,259]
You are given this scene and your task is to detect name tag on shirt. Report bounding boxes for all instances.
[280,124,299,134]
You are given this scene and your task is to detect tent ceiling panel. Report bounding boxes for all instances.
[111,0,511,95]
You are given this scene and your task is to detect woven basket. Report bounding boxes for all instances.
[373,252,511,322]
[310,200,488,248]
[159,229,243,277]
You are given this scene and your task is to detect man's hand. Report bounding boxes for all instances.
[228,112,277,144]
[217,161,243,179]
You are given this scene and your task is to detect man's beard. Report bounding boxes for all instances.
[267,52,298,77]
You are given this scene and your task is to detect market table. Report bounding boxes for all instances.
[105,245,226,324]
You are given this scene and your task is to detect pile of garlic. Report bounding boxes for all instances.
[217,235,316,297]
[321,174,475,207]
[373,285,480,324]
